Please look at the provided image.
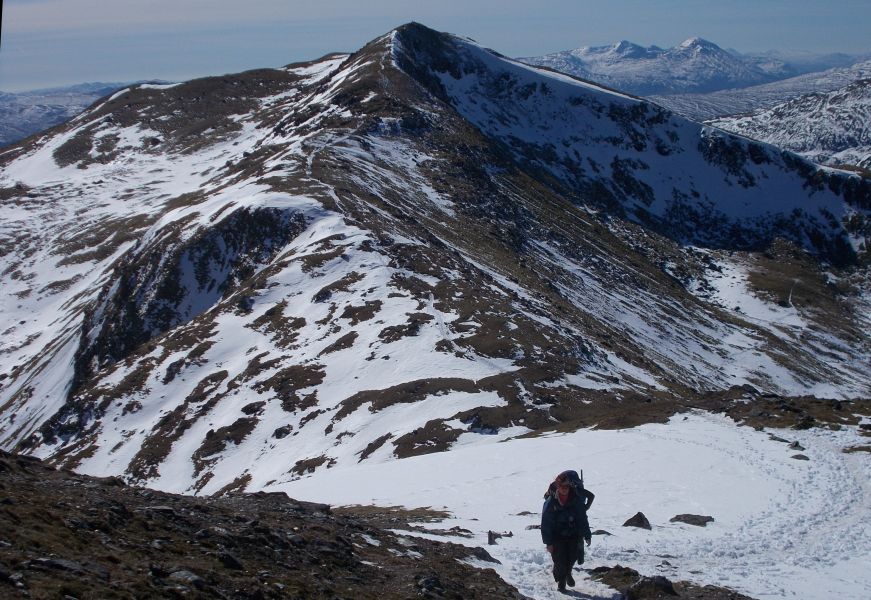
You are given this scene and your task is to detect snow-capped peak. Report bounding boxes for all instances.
[678,37,717,50]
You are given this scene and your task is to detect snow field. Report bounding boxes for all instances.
[272,412,871,600]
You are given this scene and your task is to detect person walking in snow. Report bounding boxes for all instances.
[541,470,594,592]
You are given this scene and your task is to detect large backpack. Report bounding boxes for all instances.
[544,469,585,500]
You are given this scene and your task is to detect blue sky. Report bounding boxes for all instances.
[2,0,870,92]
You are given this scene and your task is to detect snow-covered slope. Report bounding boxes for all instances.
[651,59,871,121]
[518,38,859,96]
[280,412,871,600]
[1,22,869,599]
[0,18,868,558]
[706,79,871,169]
[0,82,133,147]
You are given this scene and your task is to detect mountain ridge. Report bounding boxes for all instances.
[0,22,868,499]
[707,79,871,170]
[519,37,864,95]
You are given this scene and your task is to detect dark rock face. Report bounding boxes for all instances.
[670,514,715,527]
[623,512,652,529]
[0,451,525,599]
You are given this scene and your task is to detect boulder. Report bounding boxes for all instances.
[669,514,714,527]
[168,569,206,589]
[623,512,651,530]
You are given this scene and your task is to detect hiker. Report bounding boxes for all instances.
[541,470,594,592]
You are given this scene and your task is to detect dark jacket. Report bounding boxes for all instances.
[541,490,591,545]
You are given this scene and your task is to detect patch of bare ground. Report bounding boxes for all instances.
[38,275,83,295]
[298,235,349,272]
[335,505,452,530]
[253,364,325,413]
[357,433,394,462]
[392,419,465,459]
[334,378,480,422]
[312,271,365,303]
[747,238,865,341]
[0,451,524,599]
[126,370,228,481]
[319,331,358,356]
[247,300,306,348]
[290,454,337,477]
[375,374,871,453]
[719,393,871,431]
[590,564,757,599]
[192,417,259,476]
[340,300,383,324]
[377,312,435,342]
[54,214,158,266]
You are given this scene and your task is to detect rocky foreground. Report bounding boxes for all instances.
[0,449,776,599]
[0,450,521,599]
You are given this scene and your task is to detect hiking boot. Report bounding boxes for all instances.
[557,580,566,592]
[566,572,575,587]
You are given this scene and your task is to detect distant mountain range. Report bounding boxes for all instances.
[0,82,149,147]
[649,58,871,120]
[708,78,871,170]
[521,40,871,170]
[518,38,860,96]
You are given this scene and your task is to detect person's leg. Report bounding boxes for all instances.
[565,536,579,586]
[552,539,570,587]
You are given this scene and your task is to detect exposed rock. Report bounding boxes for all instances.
[469,547,501,564]
[626,575,678,599]
[592,529,613,536]
[669,514,715,527]
[168,569,206,589]
[788,441,805,451]
[591,565,758,600]
[793,415,816,430]
[0,450,525,599]
[216,550,244,570]
[623,512,652,530]
[791,454,810,460]
[487,530,513,544]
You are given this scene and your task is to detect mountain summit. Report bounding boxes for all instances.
[0,23,869,497]
[519,36,854,95]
